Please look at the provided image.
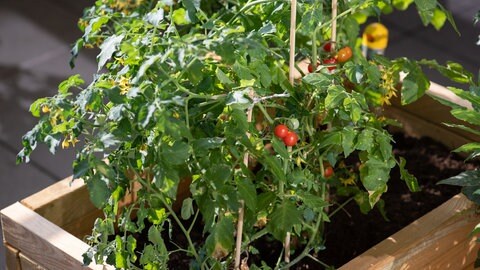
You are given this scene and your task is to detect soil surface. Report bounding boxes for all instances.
[140,132,478,269]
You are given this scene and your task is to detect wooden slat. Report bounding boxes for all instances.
[4,243,21,270]
[340,194,479,270]
[19,253,46,270]
[1,202,112,270]
[20,176,102,239]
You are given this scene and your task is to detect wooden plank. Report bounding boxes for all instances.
[340,194,480,270]
[1,202,112,270]
[4,243,21,270]
[19,253,46,270]
[20,176,102,239]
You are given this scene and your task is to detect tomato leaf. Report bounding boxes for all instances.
[267,200,302,240]
[97,34,124,71]
[237,177,257,211]
[181,198,194,220]
[398,157,420,192]
[205,216,235,259]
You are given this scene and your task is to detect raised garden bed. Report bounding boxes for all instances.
[2,83,480,269]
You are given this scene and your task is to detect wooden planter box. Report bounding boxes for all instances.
[2,82,480,270]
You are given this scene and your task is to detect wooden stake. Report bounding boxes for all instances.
[285,0,297,266]
[331,0,338,51]
[235,89,255,269]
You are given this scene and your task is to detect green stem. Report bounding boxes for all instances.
[153,193,201,261]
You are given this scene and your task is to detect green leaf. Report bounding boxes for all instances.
[444,123,480,137]
[29,98,48,118]
[453,142,480,154]
[325,85,348,109]
[233,61,254,80]
[132,54,162,84]
[414,0,436,26]
[401,69,429,105]
[87,174,110,208]
[84,16,109,37]
[58,74,84,94]
[187,59,204,85]
[299,193,330,210]
[398,157,420,192]
[344,63,364,84]
[431,8,447,30]
[261,155,286,183]
[205,216,235,260]
[161,141,190,165]
[172,8,190,25]
[356,129,374,151]
[302,73,331,88]
[181,198,194,220]
[205,164,231,190]
[341,126,356,157]
[215,67,234,85]
[192,137,225,157]
[267,201,302,240]
[438,170,480,187]
[451,108,480,126]
[73,158,90,179]
[145,7,165,27]
[97,34,124,71]
[271,136,290,159]
[393,0,414,10]
[237,177,257,211]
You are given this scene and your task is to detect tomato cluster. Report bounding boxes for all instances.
[307,41,353,73]
[274,124,299,147]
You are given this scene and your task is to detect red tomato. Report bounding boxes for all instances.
[274,124,289,138]
[336,46,353,63]
[283,132,298,147]
[324,166,334,178]
[307,61,320,73]
[323,42,333,52]
[322,57,337,71]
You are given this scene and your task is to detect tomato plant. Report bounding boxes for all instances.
[323,41,333,52]
[16,0,456,269]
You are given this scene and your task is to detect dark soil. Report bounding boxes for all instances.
[318,132,478,268]
[136,132,478,269]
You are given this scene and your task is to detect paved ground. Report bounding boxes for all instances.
[0,1,478,269]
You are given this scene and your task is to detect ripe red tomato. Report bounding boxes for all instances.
[322,57,337,71]
[336,46,352,63]
[324,166,334,178]
[323,42,333,52]
[307,61,320,73]
[274,124,289,138]
[283,132,298,147]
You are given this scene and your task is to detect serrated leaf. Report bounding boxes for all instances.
[271,136,289,159]
[97,34,124,71]
[215,67,233,85]
[451,108,480,126]
[401,70,429,105]
[237,177,257,211]
[438,170,480,187]
[29,98,48,118]
[87,174,110,208]
[398,157,420,192]
[300,193,330,210]
[58,74,84,94]
[181,198,194,220]
[205,216,235,260]
[173,8,190,25]
[267,201,302,240]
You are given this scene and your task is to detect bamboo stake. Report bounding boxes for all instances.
[285,0,297,266]
[331,0,338,51]
[235,89,255,269]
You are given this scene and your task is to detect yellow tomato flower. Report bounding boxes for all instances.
[41,105,50,113]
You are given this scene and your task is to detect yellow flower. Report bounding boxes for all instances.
[340,175,356,186]
[62,138,70,149]
[118,76,131,95]
[41,105,50,113]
